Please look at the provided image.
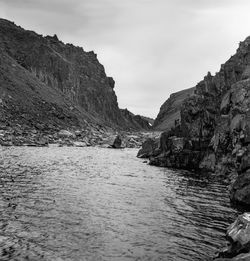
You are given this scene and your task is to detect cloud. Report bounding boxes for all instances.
[1,0,250,117]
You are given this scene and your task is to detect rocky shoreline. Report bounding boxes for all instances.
[136,37,250,260]
[0,122,159,149]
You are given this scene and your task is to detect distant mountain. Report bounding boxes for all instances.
[120,109,151,130]
[153,87,195,130]
[140,116,154,126]
[0,18,149,131]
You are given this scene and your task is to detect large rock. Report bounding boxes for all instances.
[137,138,159,158]
[231,144,250,206]
[58,130,76,139]
[215,213,250,259]
[199,152,216,172]
[112,135,122,148]
[231,169,250,206]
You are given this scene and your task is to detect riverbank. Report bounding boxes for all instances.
[0,123,160,148]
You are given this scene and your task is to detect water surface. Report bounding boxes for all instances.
[0,147,238,260]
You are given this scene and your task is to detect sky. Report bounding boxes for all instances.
[1,0,250,118]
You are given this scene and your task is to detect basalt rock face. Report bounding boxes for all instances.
[120,109,152,130]
[153,87,195,131]
[143,37,250,204]
[0,18,149,131]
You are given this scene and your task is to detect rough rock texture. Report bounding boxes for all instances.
[137,137,159,158]
[215,213,250,260]
[111,135,122,148]
[153,87,195,131]
[140,36,250,206]
[120,109,151,130]
[0,18,150,132]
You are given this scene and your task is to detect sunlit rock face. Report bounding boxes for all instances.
[0,18,150,131]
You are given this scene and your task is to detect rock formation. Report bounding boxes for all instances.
[153,87,195,131]
[138,36,250,259]
[120,109,151,130]
[0,18,150,135]
[215,213,250,260]
[141,36,250,206]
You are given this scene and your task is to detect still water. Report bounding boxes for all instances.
[0,146,237,261]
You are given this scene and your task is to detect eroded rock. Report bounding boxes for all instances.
[215,213,250,259]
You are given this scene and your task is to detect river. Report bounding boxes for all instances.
[0,146,238,261]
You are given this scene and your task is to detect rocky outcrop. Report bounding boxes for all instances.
[215,213,250,260]
[111,135,122,148]
[137,138,159,158]
[0,18,150,132]
[153,87,195,131]
[140,36,250,206]
[136,36,250,259]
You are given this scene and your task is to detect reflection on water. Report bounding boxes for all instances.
[0,146,237,260]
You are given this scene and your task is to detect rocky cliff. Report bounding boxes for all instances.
[139,36,250,207]
[153,87,195,131]
[120,109,152,130]
[0,18,150,133]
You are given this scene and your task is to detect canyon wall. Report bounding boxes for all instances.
[0,18,150,131]
[140,36,250,206]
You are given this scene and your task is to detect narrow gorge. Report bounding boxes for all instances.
[1,16,250,261]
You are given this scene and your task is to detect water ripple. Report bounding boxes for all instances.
[0,146,238,260]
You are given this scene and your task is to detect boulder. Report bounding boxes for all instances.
[137,138,159,158]
[199,152,216,172]
[243,113,250,145]
[216,213,250,259]
[73,141,86,147]
[168,136,184,153]
[240,146,250,173]
[231,169,250,206]
[58,130,76,139]
[112,135,122,148]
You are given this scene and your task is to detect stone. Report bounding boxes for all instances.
[75,130,82,136]
[137,138,159,158]
[231,169,250,206]
[199,152,216,172]
[240,147,250,173]
[73,141,86,147]
[58,130,76,139]
[220,90,231,114]
[112,135,122,148]
[230,115,244,133]
[169,136,184,153]
[216,213,250,259]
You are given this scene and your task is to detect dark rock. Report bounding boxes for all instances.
[231,169,250,206]
[112,135,122,148]
[0,18,150,132]
[153,87,195,131]
[141,35,250,180]
[240,146,250,173]
[215,213,250,260]
[137,138,159,158]
[120,109,152,130]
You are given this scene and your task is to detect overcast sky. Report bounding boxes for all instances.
[1,0,250,118]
